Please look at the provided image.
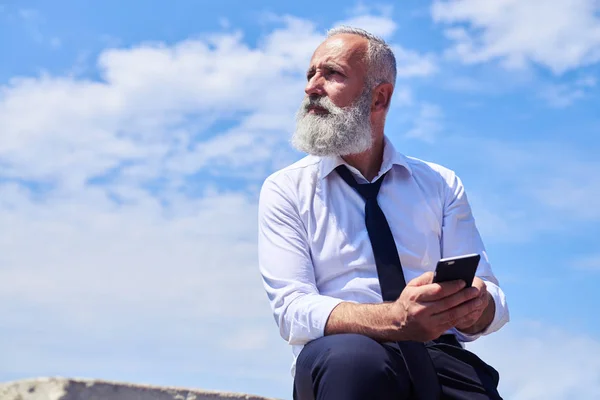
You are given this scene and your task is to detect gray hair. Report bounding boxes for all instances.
[326,26,397,90]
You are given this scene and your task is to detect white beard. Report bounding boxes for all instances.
[291,89,373,157]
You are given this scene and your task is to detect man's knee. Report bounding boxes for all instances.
[295,334,410,399]
[311,334,390,375]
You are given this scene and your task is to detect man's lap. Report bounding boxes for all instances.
[294,333,412,400]
[425,338,502,399]
[293,333,502,400]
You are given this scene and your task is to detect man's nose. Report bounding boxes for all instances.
[305,74,325,97]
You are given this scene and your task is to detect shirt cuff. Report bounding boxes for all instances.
[287,295,345,345]
[453,280,509,342]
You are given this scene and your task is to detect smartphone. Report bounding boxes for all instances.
[432,253,481,287]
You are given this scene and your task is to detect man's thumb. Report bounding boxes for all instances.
[408,271,434,287]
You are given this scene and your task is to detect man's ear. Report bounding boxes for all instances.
[372,83,394,112]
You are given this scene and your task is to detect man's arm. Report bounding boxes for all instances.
[324,302,402,342]
[439,170,509,339]
[325,272,485,342]
[258,176,344,345]
[258,175,484,345]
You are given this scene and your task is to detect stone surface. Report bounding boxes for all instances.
[0,378,280,400]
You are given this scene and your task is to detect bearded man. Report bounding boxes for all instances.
[257,26,509,400]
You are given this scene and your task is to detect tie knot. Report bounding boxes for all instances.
[335,165,385,200]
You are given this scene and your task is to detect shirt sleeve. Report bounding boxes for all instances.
[439,171,510,342]
[257,174,344,346]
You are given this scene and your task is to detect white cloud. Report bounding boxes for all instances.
[0,188,264,320]
[576,75,597,87]
[335,14,398,39]
[432,0,600,74]
[540,77,597,107]
[475,139,600,223]
[0,9,433,188]
[16,8,61,49]
[527,165,600,222]
[333,7,437,79]
[390,86,414,107]
[334,4,397,39]
[468,321,600,399]
[405,103,443,142]
[49,37,61,48]
[540,84,587,108]
[393,45,438,78]
[0,11,430,394]
[434,137,600,244]
[0,16,321,387]
[18,8,38,19]
[572,254,600,271]
[466,193,540,244]
[0,182,297,392]
[219,18,231,30]
[12,11,594,400]
[221,327,272,351]
[0,30,313,186]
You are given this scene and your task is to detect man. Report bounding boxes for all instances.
[257,26,509,400]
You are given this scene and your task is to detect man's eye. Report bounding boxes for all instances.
[306,69,339,81]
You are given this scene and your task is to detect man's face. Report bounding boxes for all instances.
[291,34,374,157]
[304,34,369,110]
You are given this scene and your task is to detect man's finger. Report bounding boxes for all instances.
[416,279,466,302]
[427,287,479,314]
[431,296,484,325]
[472,278,488,293]
[407,271,435,287]
[454,308,483,329]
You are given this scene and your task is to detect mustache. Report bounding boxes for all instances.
[300,96,342,115]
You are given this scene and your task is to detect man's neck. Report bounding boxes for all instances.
[342,134,385,182]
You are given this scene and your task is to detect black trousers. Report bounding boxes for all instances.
[293,333,502,400]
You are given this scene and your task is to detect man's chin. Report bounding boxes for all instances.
[291,142,333,157]
[291,122,373,157]
[291,136,331,157]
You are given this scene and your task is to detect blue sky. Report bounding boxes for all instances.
[1,1,599,399]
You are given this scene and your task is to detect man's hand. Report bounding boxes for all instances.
[324,273,496,343]
[390,272,484,342]
[455,277,495,334]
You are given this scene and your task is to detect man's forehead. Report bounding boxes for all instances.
[310,34,368,65]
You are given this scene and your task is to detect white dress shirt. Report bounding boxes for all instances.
[257,136,509,376]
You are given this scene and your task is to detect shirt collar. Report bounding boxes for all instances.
[318,136,413,182]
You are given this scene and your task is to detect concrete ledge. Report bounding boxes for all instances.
[0,378,280,400]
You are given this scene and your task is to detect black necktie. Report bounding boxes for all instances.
[335,165,405,301]
[335,164,441,400]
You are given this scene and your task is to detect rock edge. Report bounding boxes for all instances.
[0,377,281,400]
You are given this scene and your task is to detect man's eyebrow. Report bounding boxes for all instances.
[306,62,345,76]
[323,61,345,71]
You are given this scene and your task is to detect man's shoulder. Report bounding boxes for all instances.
[264,155,320,183]
[403,155,458,185]
[260,155,321,197]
